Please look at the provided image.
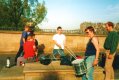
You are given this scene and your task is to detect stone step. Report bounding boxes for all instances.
[0,66,24,80]
[23,61,104,80]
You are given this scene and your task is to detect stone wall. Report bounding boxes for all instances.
[0,31,118,54]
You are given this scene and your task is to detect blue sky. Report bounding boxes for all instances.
[38,0,119,30]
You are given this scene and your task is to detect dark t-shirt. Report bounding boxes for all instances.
[85,38,96,56]
[20,31,28,46]
[35,39,38,49]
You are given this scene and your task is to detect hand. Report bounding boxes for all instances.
[58,44,62,49]
[82,56,85,59]
[93,59,98,66]
[108,54,113,59]
[64,45,67,48]
[35,52,38,57]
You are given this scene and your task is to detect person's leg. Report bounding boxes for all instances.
[53,49,58,59]
[58,49,65,56]
[104,51,115,80]
[104,50,111,80]
[17,57,24,66]
[111,66,114,80]
[15,46,23,63]
[82,74,87,80]
[82,56,95,80]
[111,53,115,80]
[105,57,111,80]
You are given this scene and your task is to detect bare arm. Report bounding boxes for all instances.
[23,38,26,43]
[92,37,100,66]
[53,40,61,48]
[33,45,38,56]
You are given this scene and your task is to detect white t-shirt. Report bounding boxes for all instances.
[53,34,66,49]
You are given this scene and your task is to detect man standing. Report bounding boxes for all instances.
[104,22,119,80]
[15,26,29,63]
[52,26,66,60]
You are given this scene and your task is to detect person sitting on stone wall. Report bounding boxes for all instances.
[17,34,37,66]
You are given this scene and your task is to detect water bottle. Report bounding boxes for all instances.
[6,57,10,68]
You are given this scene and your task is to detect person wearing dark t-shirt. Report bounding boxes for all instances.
[15,26,29,63]
[82,26,100,80]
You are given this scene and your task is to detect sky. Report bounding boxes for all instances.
[38,0,119,30]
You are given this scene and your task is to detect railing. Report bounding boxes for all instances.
[39,29,81,34]
[0,27,81,34]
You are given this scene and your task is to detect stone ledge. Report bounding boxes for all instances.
[23,61,104,80]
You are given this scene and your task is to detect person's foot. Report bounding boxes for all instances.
[22,63,25,66]
[103,71,105,74]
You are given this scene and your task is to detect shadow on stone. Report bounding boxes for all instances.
[42,72,59,80]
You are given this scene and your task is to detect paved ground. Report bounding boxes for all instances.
[0,54,16,70]
[0,54,119,80]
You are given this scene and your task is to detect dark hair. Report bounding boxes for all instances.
[106,22,114,28]
[57,26,62,30]
[28,33,35,37]
[85,26,95,33]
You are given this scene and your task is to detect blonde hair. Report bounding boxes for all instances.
[26,22,33,27]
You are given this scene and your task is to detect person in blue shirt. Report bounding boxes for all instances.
[15,26,30,64]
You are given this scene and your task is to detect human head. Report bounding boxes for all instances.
[57,26,63,34]
[25,22,34,32]
[105,22,114,32]
[85,26,95,37]
[32,34,35,39]
[27,33,34,40]
[24,26,29,32]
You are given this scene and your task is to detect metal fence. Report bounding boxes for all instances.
[0,27,81,34]
[39,29,81,34]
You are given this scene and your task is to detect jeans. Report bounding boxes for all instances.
[17,57,35,66]
[82,55,95,80]
[15,46,23,63]
[53,49,65,58]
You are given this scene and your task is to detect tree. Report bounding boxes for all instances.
[115,23,119,32]
[0,0,13,27]
[80,22,94,34]
[0,0,47,31]
[24,1,47,28]
[8,0,23,30]
[80,22,107,35]
[32,2,47,25]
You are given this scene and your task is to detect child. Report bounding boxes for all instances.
[32,34,39,61]
[17,34,37,66]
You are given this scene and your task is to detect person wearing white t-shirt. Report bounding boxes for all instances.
[53,26,66,59]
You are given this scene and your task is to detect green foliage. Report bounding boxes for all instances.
[0,0,13,27]
[8,0,23,30]
[0,0,47,31]
[34,2,47,24]
[80,22,107,35]
[115,23,119,32]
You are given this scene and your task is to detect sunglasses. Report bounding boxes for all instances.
[85,31,89,34]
